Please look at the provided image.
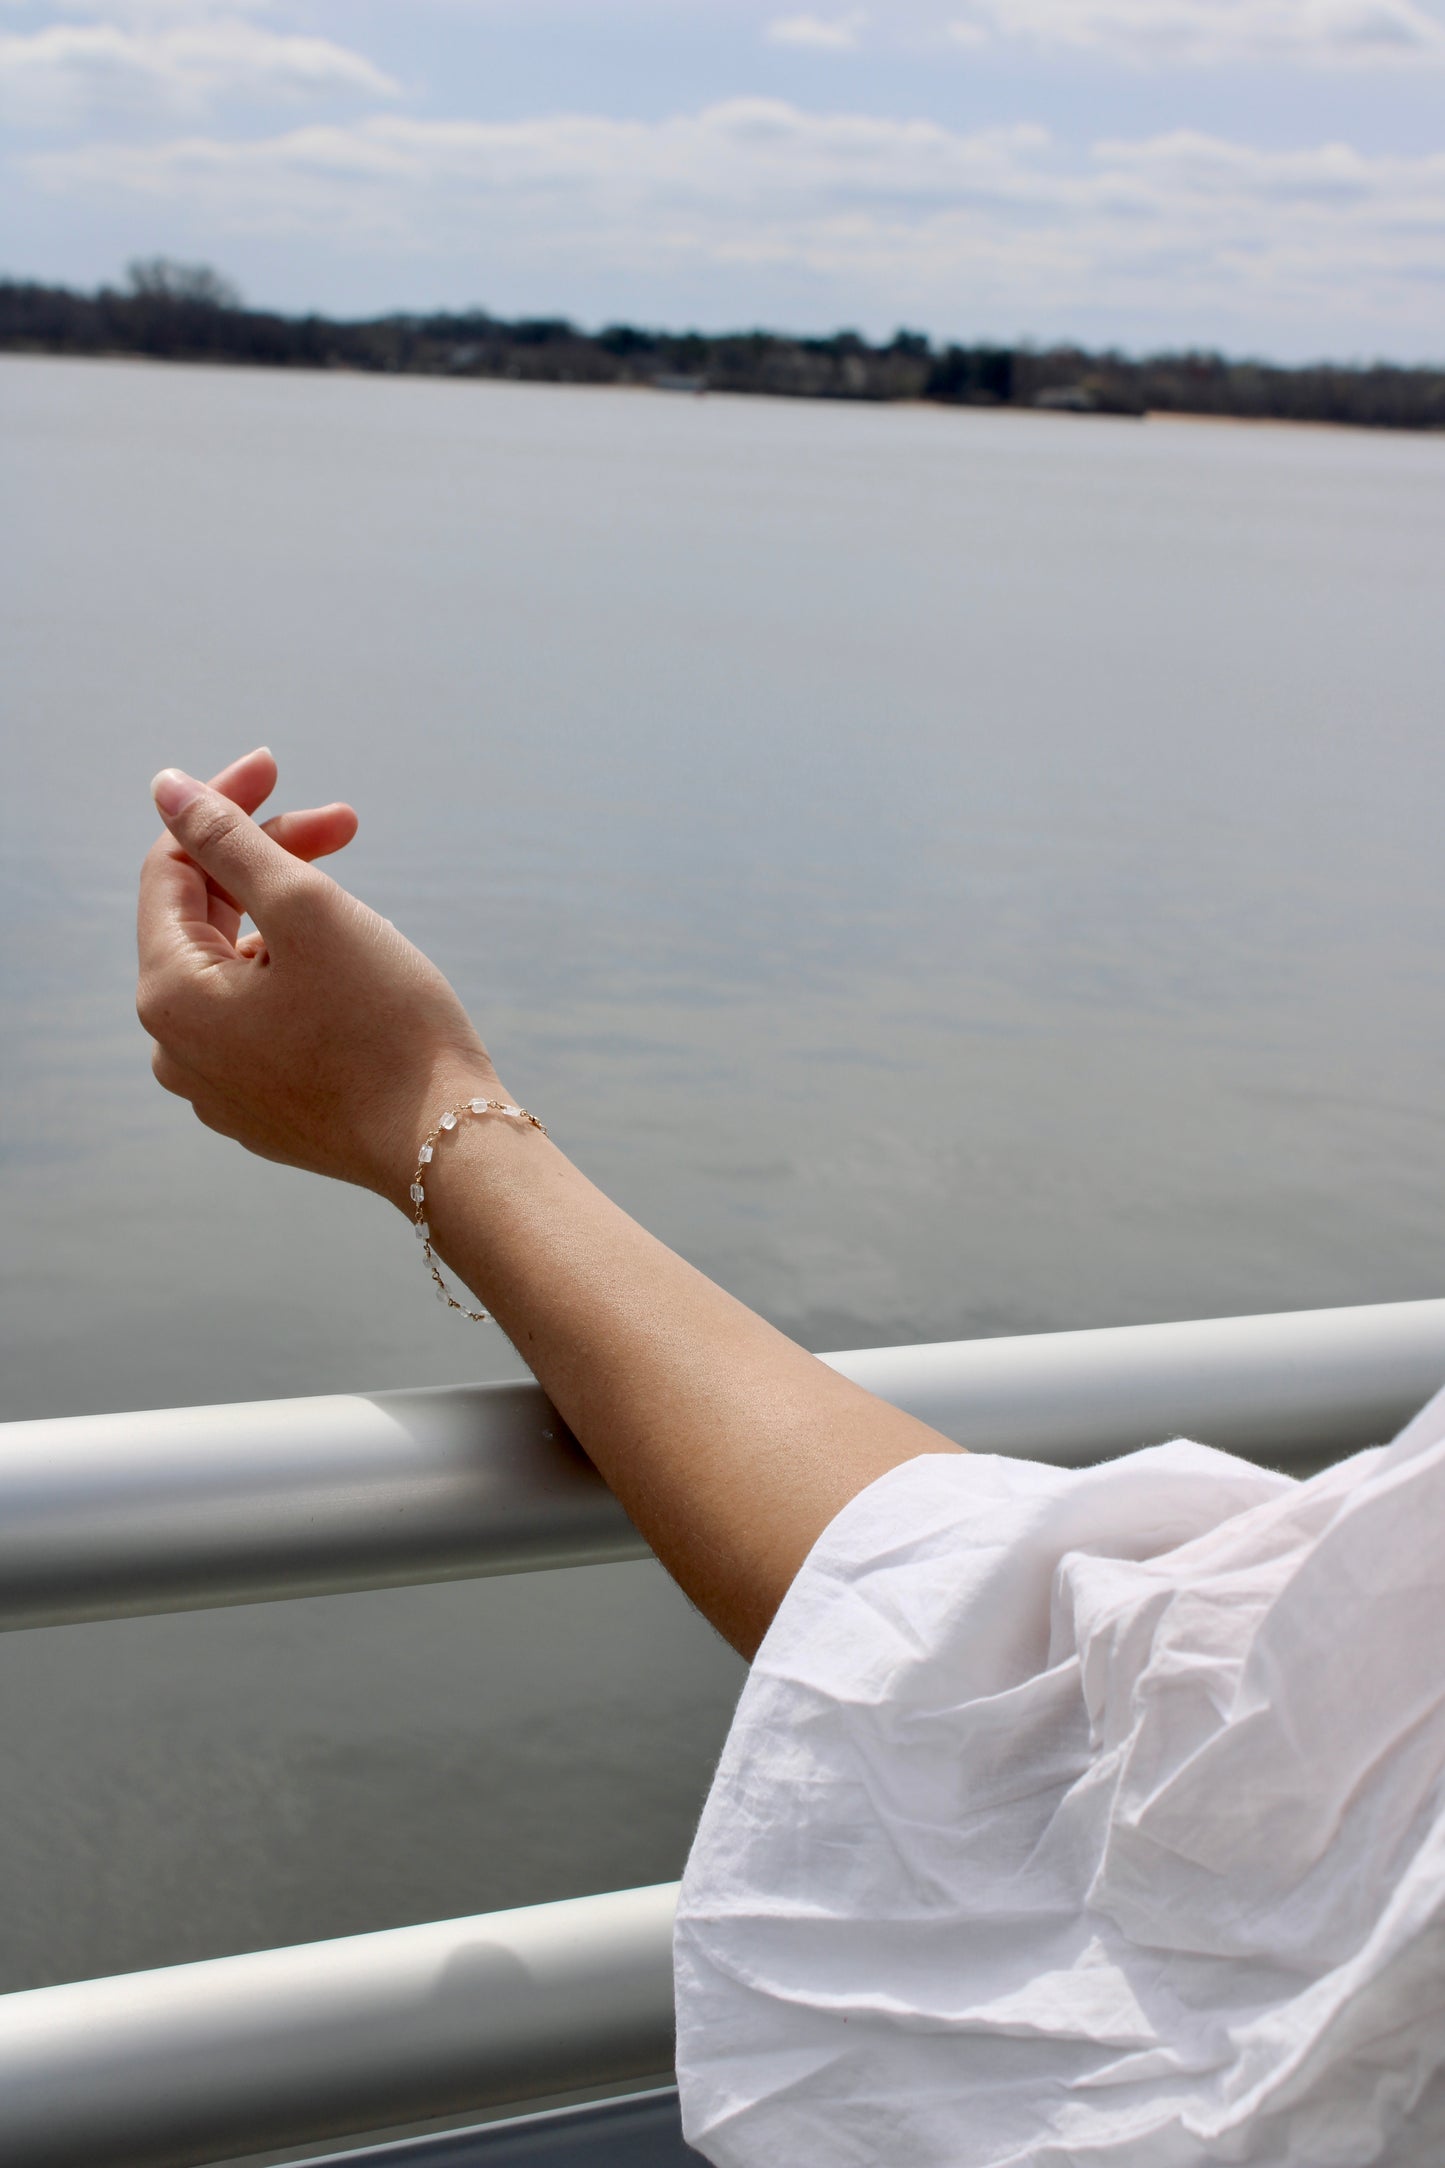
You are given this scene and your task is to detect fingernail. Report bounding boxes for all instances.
[152,768,204,818]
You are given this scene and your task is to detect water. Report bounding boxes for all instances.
[2,355,1444,1992]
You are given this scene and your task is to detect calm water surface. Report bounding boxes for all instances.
[2,356,1444,1990]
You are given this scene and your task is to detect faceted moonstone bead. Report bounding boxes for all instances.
[419,1144,434,1164]
[470,1097,489,1114]
[435,1283,450,1305]
[414,1221,429,1242]
[439,1111,458,1131]
[502,1104,522,1118]
[410,1182,425,1204]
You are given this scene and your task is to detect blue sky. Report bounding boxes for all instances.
[2,1,1443,361]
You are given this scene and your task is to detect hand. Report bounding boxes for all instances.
[137,751,500,1209]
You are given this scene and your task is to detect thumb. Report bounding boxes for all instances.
[151,767,306,927]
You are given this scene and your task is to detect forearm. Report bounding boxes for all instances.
[419,1109,961,1658]
[138,763,961,1660]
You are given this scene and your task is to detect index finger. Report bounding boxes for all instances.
[137,829,235,981]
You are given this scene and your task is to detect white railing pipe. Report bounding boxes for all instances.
[2,1301,1442,1632]
[0,1380,648,1632]
[833,1296,1445,1469]
[0,1884,678,2168]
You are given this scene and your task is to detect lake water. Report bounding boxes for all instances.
[2,355,1444,1994]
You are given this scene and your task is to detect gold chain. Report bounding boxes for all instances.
[409,1098,548,1322]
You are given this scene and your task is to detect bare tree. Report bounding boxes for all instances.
[125,259,242,311]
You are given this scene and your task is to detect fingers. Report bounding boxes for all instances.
[203,794,356,947]
[204,748,279,946]
[138,829,233,981]
[164,748,357,871]
[138,752,356,1009]
[203,761,357,941]
[262,801,359,864]
[208,745,278,819]
[140,748,281,967]
[149,770,308,942]
[200,750,358,866]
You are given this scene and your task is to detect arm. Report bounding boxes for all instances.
[137,761,961,1658]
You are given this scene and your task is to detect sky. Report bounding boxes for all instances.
[2,1,1443,363]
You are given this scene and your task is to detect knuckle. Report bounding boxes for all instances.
[192,1097,234,1141]
[136,977,165,1035]
[150,1044,190,1100]
[185,800,240,859]
[137,968,197,1046]
[268,864,325,935]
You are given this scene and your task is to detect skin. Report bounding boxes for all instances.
[137,751,962,1658]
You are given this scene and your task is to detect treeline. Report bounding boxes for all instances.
[4,262,1443,432]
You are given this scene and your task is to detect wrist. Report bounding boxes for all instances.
[371,1057,509,1214]
[405,1092,553,1322]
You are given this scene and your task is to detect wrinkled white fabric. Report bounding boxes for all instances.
[675,1385,1445,2166]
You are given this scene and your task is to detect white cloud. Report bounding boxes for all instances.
[22,99,1445,347]
[24,103,1052,230]
[40,1,280,14]
[0,17,399,123]
[0,0,280,13]
[766,11,867,51]
[947,0,1445,67]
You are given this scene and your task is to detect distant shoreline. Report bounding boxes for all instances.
[10,349,1437,446]
[1140,408,1404,439]
[4,271,1442,435]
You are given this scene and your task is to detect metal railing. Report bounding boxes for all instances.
[5,1300,1444,1634]
[0,1887,679,2168]
[3,1299,1444,2166]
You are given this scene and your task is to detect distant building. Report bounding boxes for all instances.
[1035,383,1098,413]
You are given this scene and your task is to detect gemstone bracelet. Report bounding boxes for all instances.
[409,1097,548,1321]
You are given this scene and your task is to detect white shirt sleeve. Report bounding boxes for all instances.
[675,1387,1445,2167]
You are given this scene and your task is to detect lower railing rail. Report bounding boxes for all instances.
[0,1886,679,2168]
